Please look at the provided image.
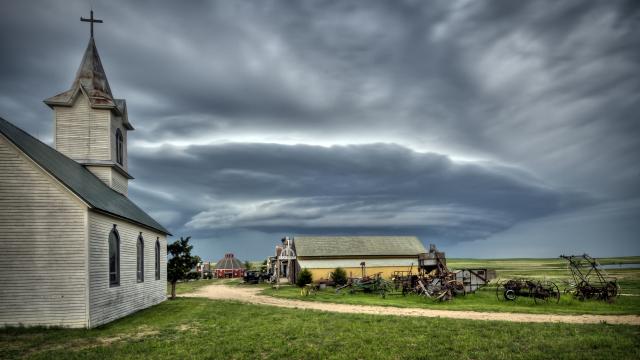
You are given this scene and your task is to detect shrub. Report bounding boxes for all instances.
[296,268,313,287]
[330,267,348,286]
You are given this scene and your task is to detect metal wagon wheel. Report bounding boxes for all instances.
[603,281,620,303]
[575,281,591,301]
[496,280,517,301]
[533,281,560,304]
[449,280,466,297]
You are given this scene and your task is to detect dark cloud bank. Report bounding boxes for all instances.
[1,0,639,259]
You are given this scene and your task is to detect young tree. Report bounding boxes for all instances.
[244,260,253,271]
[296,268,313,287]
[330,267,348,286]
[167,236,199,299]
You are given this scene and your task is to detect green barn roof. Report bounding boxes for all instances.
[294,236,426,257]
[0,116,170,235]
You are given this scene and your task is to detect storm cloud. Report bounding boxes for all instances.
[1,0,638,259]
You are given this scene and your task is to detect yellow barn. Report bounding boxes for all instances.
[293,236,426,280]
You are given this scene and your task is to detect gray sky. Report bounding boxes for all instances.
[1,0,638,260]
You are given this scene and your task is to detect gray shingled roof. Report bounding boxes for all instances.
[214,254,245,270]
[294,236,426,257]
[0,116,170,235]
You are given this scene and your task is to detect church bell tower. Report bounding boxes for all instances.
[44,11,133,196]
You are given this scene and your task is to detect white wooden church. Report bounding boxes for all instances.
[0,13,170,328]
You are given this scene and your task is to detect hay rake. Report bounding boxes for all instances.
[560,254,619,302]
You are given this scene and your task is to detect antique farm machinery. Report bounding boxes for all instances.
[391,270,417,295]
[414,276,466,301]
[336,272,392,298]
[390,245,466,301]
[415,247,466,301]
[496,278,561,304]
[560,254,619,302]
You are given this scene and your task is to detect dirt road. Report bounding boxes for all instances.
[182,284,640,325]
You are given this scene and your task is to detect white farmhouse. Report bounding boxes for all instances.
[0,17,170,328]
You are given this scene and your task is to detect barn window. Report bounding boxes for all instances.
[115,128,124,165]
[109,226,120,286]
[137,234,144,282]
[155,238,161,280]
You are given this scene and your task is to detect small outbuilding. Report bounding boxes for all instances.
[214,253,246,278]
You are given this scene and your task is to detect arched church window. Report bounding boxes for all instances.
[109,226,120,286]
[115,128,124,165]
[155,239,161,280]
[137,234,144,282]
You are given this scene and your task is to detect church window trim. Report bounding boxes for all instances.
[115,128,124,166]
[155,238,161,280]
[109,225,120,287]
[137,233,144,283]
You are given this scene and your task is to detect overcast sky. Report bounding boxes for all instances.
[1,0,638,260]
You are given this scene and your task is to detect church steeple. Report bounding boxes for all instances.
[72,36,113,103]
[43,10,133,196]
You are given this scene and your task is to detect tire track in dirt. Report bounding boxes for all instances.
[182,284,640,325]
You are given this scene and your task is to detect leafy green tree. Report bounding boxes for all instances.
[296,268,313,287]
[167,236,199,299]
[244,260,253,271]
[330,267,348,286]
[260,259,268,273]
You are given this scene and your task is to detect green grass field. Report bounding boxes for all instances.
[261,256,640,315]
[1,298,639,360]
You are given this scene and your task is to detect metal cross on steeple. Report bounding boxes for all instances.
[81,10,103,38]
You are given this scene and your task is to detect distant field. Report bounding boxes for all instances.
[1,298,638,360]
[261,256,640,315]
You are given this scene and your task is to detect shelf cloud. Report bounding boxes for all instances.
[1,0,638,258]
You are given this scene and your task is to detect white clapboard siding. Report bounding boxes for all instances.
[111,170,128,196]
[55,94,111,162]
[85,165,112,187]
[85,166,128,196]
[0,136,88,328]
[88,211,166,328]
